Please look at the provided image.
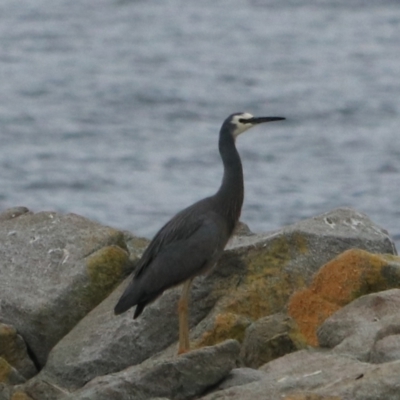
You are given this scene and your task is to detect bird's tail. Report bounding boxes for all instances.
[114,280,140,315]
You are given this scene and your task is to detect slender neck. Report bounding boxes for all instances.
[214,127,244,232]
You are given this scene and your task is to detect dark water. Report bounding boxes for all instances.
[1,0,400,248]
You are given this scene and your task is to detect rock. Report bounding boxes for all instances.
[205,353,400,399]
[194,313,252,348]
[35,207,395,390]
[147,398,170,400]
[193,208,396,349]
[317,288,400,362]
[0,207,29,222]
[0,383,11,400]
[213,368,267,391]
[0,358,25,386]
[288,249,400,346]
[10,392,35,400]
[63,340,240,400]
[121,230,149,265]
[240,313,303,368]
[314,360,400,400]
[370,332,400,363]
[233,221,253,236]
[0,210,132,366]
[258,349,368,393]
[0,387,36,400]
[12,378,68,400]
[281,395,341,400]
[37,277,217,390]
[0,323,37,379]
[200,349,370,400]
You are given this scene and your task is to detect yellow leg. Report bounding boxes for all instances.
[177,279,193,355]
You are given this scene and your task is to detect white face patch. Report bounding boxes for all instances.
[231,112,255,138]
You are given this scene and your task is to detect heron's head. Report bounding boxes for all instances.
[227,112,285,139]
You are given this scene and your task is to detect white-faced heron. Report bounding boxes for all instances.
[114,112,285,354]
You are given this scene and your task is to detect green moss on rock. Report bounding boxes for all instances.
[0,357,12,383]
[196,313,251,348]
[83,245,130,308]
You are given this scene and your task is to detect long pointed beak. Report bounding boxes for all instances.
[245,116,285,124]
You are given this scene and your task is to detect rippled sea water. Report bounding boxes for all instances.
[1,0,400,248]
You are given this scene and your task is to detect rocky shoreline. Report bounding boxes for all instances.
[1,206,400,400]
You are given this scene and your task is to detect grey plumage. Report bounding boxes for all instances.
[114,112,284,352]
[115,200,229,317]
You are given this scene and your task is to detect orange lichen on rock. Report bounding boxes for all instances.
[195,234,311,350]
[288,290,340,346]
[288,249,400,346]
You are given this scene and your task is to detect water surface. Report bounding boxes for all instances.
[1,0,400,247]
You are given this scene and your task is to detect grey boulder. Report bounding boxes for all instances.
[37,207,396,391]
[202,348,400,400]
[201,349,367,399]
[212,367,267,391]
[0,209,131,366]
[240,313,299,369]
[63,339,240,400]
[370,332,400,363]
[318,288,400,362]
[36,273,220,390]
